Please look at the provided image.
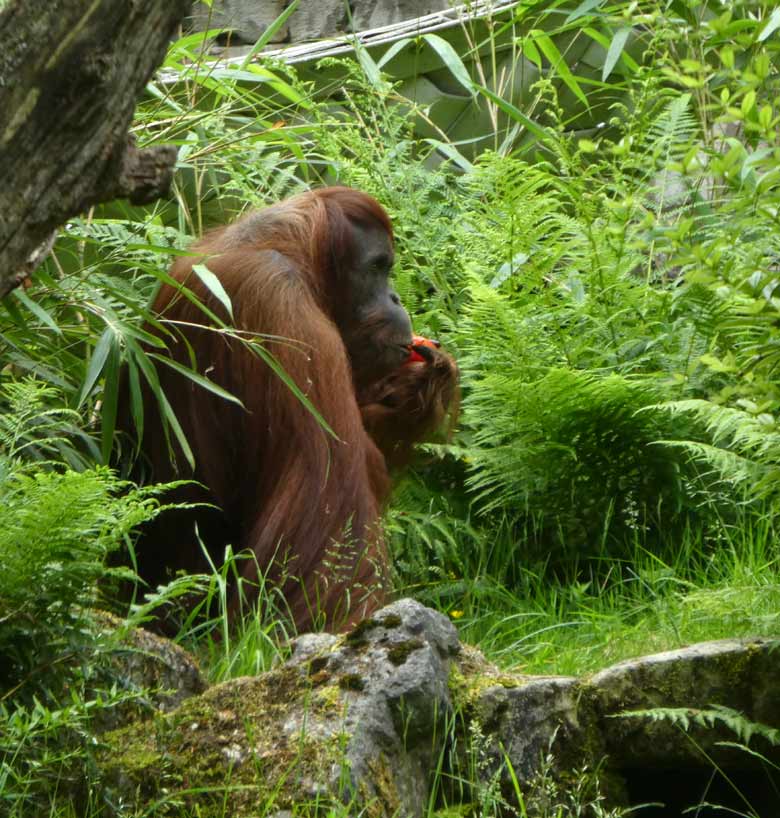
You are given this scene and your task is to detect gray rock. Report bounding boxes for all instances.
[100,599,459,817]
[466,637,780,813]
[97,606,780,817]
[356,0,451,31]
[190,0,452,44]
[482,676,585,781]
[287,631,339,665]
[95,611,206,716]
[190,0,289,45]
[287,0,353,42]
[588,637,780,768]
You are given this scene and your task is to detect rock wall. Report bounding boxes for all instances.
[190,0,452,45]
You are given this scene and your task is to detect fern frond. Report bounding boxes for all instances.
[616,704,780,748]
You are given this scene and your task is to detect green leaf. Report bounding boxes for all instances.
[3,297,29,329]
[78,327,114,408]
[377,37,412,69]
[422,33,475,96]
[100,337,121,465]
[741,90,757,116]
[565,0,605,23]
[126,357,144,448]
[240,0,300,69]
[148,353,245,408]
[250,343,338,440]
[354,41,390,92]
[126,337,195,470]
[424,139,475,172]
[530,29,589,109]
[13,289,62,336]
[491,252,529,288]
[602,28,631,81]
[474,84,554,146]
[758,7,780,42]
[192,263,234,320]
[521,37,542,69]
[584,27,640,73]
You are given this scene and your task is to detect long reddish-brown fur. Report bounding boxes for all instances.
[127,187,457,631]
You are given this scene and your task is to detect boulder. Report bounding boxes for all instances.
[99,599,459,816]
[97,602,780,817]
[463,636,780,813]
[101,614,207,713]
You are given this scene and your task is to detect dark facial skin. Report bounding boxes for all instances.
[341,221,412,386]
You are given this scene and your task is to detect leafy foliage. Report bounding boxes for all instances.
[0,382,167,813]
[2,1,780,812]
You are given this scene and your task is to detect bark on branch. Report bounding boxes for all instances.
[0,0,190,298]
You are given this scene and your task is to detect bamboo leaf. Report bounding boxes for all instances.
[148,353,245,408]
[100,336,121,465]
[250,343,338,440]
[530,29,589,109]
[584,27,640,73]
[240,0,300,68]
[354,40,390,92]
[474,84,554,146]
[758,7,780,42]
[424,139,475,172]
[125,337,195,470]
[127,357,144,448]
[78,327,114,408]
[377,37,412,69]
[192,263,234,320]
[565,0,605,23]
[13,289,62,336]
[603,27,631,81]
[422,33,475,96]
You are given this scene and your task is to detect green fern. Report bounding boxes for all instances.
[656,399,780,503]
[616,704,780,748]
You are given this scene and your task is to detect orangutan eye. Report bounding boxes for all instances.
[367,252,392,274]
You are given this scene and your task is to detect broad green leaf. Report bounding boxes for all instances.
[584,27,640,73]
[377,37,412,69]
[127,357,144,448]
[603,28,631,81]
[530,29,589,109]
[422,33,475,96]
[520,37,542,68]
[3,297,29,329]
[250,343,338,440]
[354,40,389,92]
[78,327,114,408]
[423,139,475,172]
[758,7,780,41]
[741,90,757,116]
[126,336,195,469]
[100,337,121,465]
[192,263,234,320]
[565,0,605,23]
[491,253,529,288]
[13,289,62,335]
[148,353,245,408]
